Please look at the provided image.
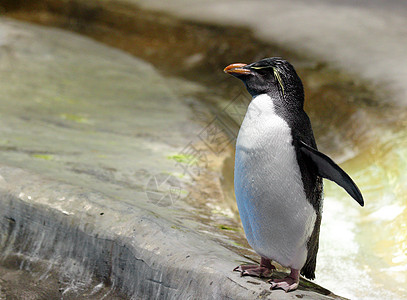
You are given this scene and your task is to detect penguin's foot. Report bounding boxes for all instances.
[234,257,275,278]
[234,265,273,277]
[269,269,299,292]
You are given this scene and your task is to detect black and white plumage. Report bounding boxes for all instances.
[224,58,364,292]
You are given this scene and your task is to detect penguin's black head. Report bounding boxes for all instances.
[224,57,304,107]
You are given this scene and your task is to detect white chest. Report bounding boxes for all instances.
[236,94,292,159]
[236,94,295,182]
[234,94,316,269]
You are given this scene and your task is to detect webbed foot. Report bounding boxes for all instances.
[269,269,299,292]
[234,257,275,278]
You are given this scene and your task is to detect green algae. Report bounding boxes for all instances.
[218,224,239,231]
[60,113,91,124]
[31,154,54,161]
[167,154,197,165]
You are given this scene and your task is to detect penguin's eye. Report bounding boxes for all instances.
[251,67,270,76]
[251,66,273,76]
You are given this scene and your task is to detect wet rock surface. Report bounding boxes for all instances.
[88,1,407,299]
[0,18,341,299]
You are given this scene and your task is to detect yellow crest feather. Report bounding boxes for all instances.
[273,67,285,96]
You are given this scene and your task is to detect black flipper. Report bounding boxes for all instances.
[299,141,364,206]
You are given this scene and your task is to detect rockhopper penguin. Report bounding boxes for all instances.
[224,58,364,292]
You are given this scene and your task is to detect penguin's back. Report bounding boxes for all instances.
[234,94,317,270]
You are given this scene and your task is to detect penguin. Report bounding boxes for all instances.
[223,58,364,292]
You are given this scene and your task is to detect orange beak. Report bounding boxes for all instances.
[223,63,251,75]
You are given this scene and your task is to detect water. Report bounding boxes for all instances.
[308,96,407,299]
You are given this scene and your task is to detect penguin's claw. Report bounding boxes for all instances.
[269,279,299,292]
[268,269,300,292]
[233,264,275,278]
